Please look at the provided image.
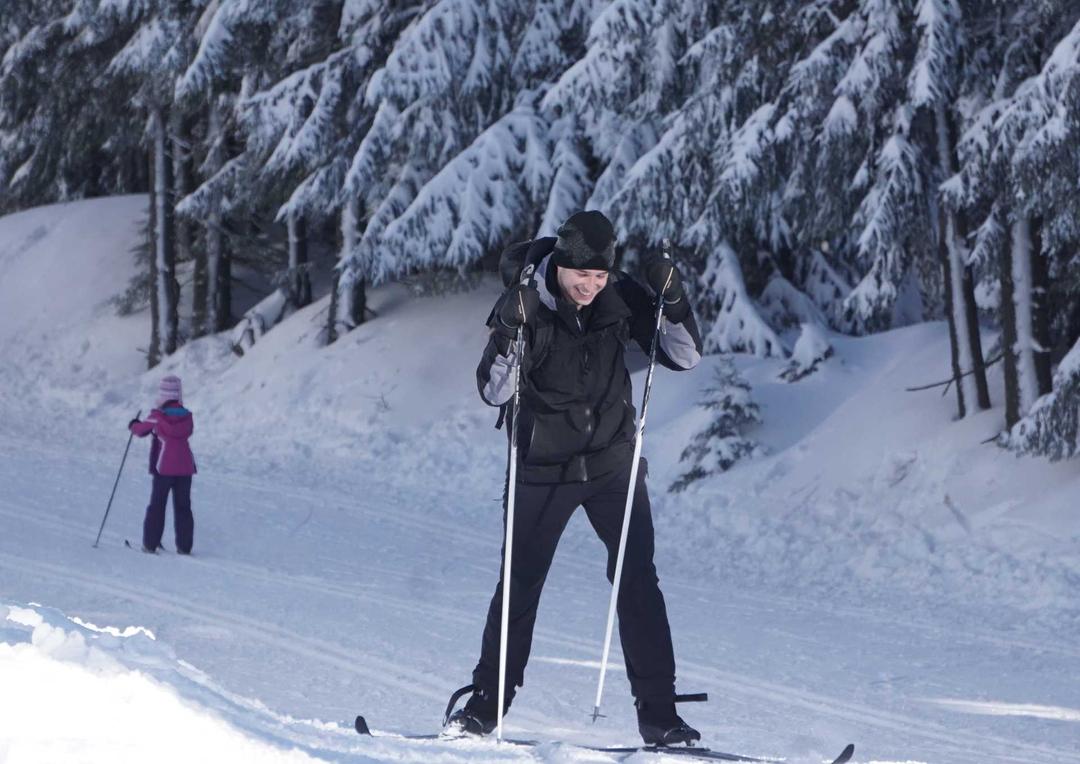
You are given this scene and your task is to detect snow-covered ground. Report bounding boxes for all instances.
[1,198,1078,764]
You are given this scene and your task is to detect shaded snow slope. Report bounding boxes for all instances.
[1,199,1078,763]
[0,196,147,415]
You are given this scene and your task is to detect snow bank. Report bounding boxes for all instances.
[0,601,320,763]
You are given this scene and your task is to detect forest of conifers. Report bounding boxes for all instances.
[1,1,1078,460]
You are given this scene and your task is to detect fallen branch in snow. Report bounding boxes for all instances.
[905,353,1003,395]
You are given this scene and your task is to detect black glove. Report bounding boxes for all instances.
[497,283,540,331]
[642,251,689,321]
[128,418,141,429]
[643,251,683,300]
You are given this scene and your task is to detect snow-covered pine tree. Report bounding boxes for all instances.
[556,0,705,220]
[323,3,429,316]
[340,0,587,289]
[839,0,934,334]
[542,0,678,170]
[1001,12,1080,408]
[778,3,866,284]
[376,101,552,280]
[960,7,1080,427]
[99,0,201,363]
[780,321,834,382]
[695,242,786,357]
[0,0,144,213]
[220,3,346,314]
[602,3,796,357]
[671,355,763,492]
[796,248,855,329]
[175,0,303,332]
[1004,336,1080,461]
[537,114,592,237]
[758,271,829,333]
[908,0,990,416]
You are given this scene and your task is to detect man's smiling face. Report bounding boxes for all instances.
[557,267,609,308]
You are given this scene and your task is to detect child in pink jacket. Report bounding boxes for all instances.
[129,375,196,554]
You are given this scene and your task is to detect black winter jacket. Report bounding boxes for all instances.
[477,238,702,483]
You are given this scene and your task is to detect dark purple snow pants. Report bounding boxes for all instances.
[144,474,193,553]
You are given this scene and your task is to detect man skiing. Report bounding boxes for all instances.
[447,210,704,745]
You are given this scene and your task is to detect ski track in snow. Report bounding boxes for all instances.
[2,429,1079,764]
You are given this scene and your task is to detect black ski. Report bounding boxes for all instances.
[354,715,854,764]
[124,539,170,553]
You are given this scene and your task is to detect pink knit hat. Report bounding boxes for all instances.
[156,375,183,407]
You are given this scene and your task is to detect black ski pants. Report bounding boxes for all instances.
[472,459,677,704]
[143,474,193,553]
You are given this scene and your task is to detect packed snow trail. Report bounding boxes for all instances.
[1,428,1077,763]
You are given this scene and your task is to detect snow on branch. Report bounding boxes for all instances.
[375,105,551,281]
[343,99,400,203]
[345,166,422,283]
[697,241,786,358]
[908,0,961,109]
[538,124,591,237]
[244,51,348,178]
[177,153,249,218]
[1003,337,1080,461]
[365,0,503,107]
[719,103,776,196]
[176,0,273,99]
[106,16,183,83]
[541,0,652,157]
[277,157,348,222]
[844,125,926,330]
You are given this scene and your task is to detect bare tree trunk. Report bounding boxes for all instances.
[287,209,312,309]
[935,104,989,414]
[1010,215,1040,419]
[961,253,991,408]
[938,210,966,418]
[205,96,231,333]
[999,211,1020,428]
[151,106,178,358]
[215,232,232,332]
[1030,217,1053,396]
[174,111,207,338]
[325,269,341,345]
[325,203,350,345]
[348,275,367,328]
[147,150,160,369]
[340,197,368,329]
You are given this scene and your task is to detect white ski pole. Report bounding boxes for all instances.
[591,244,671,722]
[497,268,533,742]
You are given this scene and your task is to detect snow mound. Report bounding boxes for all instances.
[0,600,323,763]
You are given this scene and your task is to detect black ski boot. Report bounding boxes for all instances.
[443,685,510,737]
[636,697,702,747]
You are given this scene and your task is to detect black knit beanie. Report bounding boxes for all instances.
[552,211,616,271]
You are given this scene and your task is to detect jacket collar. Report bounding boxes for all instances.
[535,254,630,333]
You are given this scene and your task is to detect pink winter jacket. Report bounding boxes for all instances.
[130,404,197,476]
